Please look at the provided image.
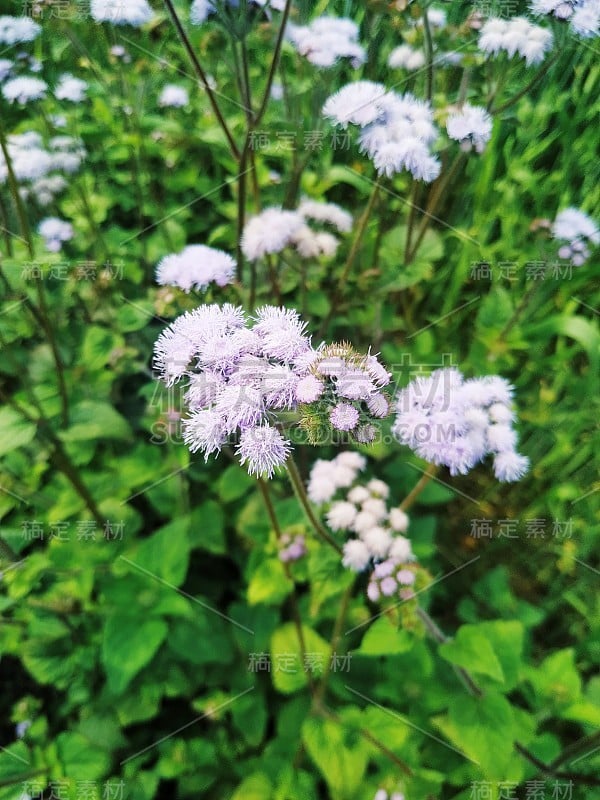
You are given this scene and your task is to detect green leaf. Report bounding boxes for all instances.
[217,464,254,503]
[270,623,329,693]
[79,325,124,370]
[168,617,234,666]
[231,773,273,800]
[475,286,514,332]
[230,691,268,747]
[0,407,36,457]
[130,518,190,586]
[436,692,516,778]
[57,731,111,780]
[189,501,226,553]
[61,401,131,442]
[102,616,168,694]
[439,624,505,682]
[527,648,582,708]
[379,226,443,290]
[0,742,36,799]
[358,616,414,657]
[302,716,370,799]
[247,558,293,606]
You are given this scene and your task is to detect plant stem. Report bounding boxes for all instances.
[491,53,560,115]
[0,116,69,427]
[253,0,293,125]
[406,152,465,264]
[257,477,316,694]
[313,581,354,706]
[422,8,434,102]
[339,177,382,292]
[404,179,419,263]
[399,464,439,511]
[285,456,342,554]
[235,0,293,283]
[0,537,19,563]
[318,704,413,776]
[418,607,600,786]
[162,0,240,159]
[0,190,14,256]
[0,387,103,527]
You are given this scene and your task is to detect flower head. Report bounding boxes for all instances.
[156,245,235,292]
[55,75,88,103]
[90,0,154,26]
[479,17,553,65]
[446,104,493,153]
[159,84,189,108]
[392,368,528,482]
[0,16,41,44]
[2,75,47,103]
[38,217,73,252]
[287,17,366,68]
[388,45,426,71]
[236,424,291,477]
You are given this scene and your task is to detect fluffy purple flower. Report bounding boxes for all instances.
[330,402,360,431]
[156,245,235,292]
[295,374,324,403]
[392,368,528,482]
[236,424,291,478]
[253,306,311,363]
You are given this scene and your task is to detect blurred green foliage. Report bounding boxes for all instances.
[0,1,598,799]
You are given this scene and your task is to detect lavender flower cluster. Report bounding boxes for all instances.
[392,368,529,482]
[155,245,236,292]
[153,305,394,476]
[241,200,352,262]
[297,343,392,445]
[323,81,441,181]
[307,454,417,599]
[552,207,599,265]
[286,17,366,68]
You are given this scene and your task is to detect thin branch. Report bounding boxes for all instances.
[285,456,342,554]
[422,8,434,102]
[0,118,70,427]
[162,0,240,159]
[399,464,439,512]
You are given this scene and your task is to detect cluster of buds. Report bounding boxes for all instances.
[297,343,392,446]
[278,533,307,563]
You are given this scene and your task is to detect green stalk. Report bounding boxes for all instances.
[285,456,342,554]
[0,116,69,427]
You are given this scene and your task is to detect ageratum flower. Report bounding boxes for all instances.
[388,45,426,71]
[446,104,493,153]
[55,74,88,103]
[307,454,416,576]
[154,306,393,477]
[159,84,189,108]
[392,368,529,482]
[38,217,74,252]
[242,200,352,261]
[479,17,553,65]
[0,59,13,81]
[190,0,284,25]
[154,305,313,476]
[552,206,599,265]
[570,0,600,36]
[530,0,578,19]
[2,75,47,103]
[286,17,366,68]
[155,245,235,292]
[90,0,154,26]
[298,343,392,445]
[323,82,440,181]
[0,16,41,45]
